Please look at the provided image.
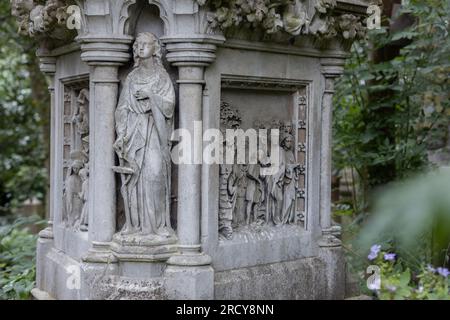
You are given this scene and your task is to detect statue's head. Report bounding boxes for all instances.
[282,121,293,134]
[281,133,294,150]
[71,160,83,174]
[133,32,162,67]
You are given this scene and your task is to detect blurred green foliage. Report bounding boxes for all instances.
[356,168,450,268]
[334,1,450,298]
[0,2,49,214]
[333,0,450,213]
[0,216,42,300]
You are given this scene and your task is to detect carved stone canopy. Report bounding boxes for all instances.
[197,0,371,40]
[11,0,77,48]
[11,0,373,51]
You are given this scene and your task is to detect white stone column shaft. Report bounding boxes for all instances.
[319,58,344,247]
[320,76,335,232]
[176,66,204,254]
[162,36,225,267]
[88,65,120,244]
[79,36,133,262]
[37,54,56,240]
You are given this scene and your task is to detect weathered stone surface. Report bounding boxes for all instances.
[215,257,328,300]
[13,0,369,300]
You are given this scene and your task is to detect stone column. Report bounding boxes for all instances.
[319,58,345,247]
[318,58,346,299]
[35,52,56,292]
[162,36,224,299]
[37,52,57,241]
[78,36,133,263]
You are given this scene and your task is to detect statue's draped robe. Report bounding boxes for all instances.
[270,147,297,225]
[64,169,82,226]
[115,65,175,236]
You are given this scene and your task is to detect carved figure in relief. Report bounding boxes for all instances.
[11,0,72,39]
[74,89,89,135]
[113,33,175,238]
[72,89,89,152]
[219,164,235,240]
[279,134,300,224]
[283,0,310,36]
[61,87,89,231]
[281,120,294,136]
[231,164,248,227]
[78,166,89,232]
[219,102,243,239]
[11,0,35,34]
[218,102,306,238]
[245,164,264,225]
[64,156,83,227]
[29,5,45,35]
[270,133,301,225]
[81,135,89,161]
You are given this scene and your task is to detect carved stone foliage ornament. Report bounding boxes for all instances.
[218,101,307,240]
[10,0,76,44]
[197,0,368,40]
[62,85,89,232]
[113,33,176,241]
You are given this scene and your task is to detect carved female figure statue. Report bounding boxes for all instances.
[113,33,175,238]
[269,133,298,225]
[75,89,89,136]
[231,164,249,227]
[78,166,89,232]
[245,164,264,225]
[64,158,83,227]
[71,88,89,152]
[219,164,234,240]
[279,134,299,224]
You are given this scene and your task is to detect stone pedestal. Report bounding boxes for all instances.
[165,265,215,300]
[15,0,371,300]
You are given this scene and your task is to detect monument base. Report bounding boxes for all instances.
[214,256,344,300]
[34,243,345,300]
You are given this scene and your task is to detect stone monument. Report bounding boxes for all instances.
[11,0,372,300]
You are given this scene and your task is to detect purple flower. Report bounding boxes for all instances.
[384,253,396,261]
[427,264,436,273]
[436,267,450,278]
[386,285,397,292]
[368,244,381,261]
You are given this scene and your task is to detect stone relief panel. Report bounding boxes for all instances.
[113,32,176,245]
[62,82,89,232]
[218,81,308,240]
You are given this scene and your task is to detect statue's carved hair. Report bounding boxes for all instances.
[133,32,163,67]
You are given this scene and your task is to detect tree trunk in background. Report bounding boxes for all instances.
[366,0,415,188]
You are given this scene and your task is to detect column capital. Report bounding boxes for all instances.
[77,35,134,66]
[161,35,225,67]
[36,49,56,77]
[320,57,346,77]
